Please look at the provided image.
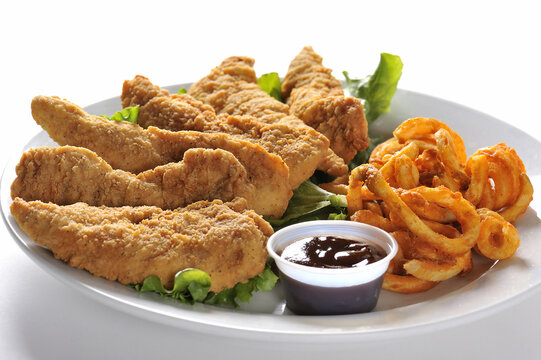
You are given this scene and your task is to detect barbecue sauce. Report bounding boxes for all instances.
[281,236,385,269]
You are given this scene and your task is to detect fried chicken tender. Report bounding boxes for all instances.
[10,197,272,292]
[282,46,369,163]
[31,95,291,218]
[121,75,329,188]
[11,146,256,210]
[188,56,348,177]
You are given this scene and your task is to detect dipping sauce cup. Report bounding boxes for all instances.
[267,220,398,315]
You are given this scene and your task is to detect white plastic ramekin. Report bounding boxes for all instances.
[267,220,398,315]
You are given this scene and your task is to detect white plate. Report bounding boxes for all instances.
[2,87,541,342]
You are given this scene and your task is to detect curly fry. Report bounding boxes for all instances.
[499,173,534,222]
[466,144,532,221]
[393,117,467,165]
[475,208,520,260]
[351,164,480,256]
[351,209,398,233]
[464,154,488,206]
[382,231,439,293]
[369,138,404,168]
[403,250,472,282]
[434,129,469,189]
[397,189,457,223]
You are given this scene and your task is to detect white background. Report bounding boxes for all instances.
[1,1,541,359]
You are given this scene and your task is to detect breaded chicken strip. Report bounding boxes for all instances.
[282,46,369,163]
[188,56,348,177]
[11,146,256,210]
[10,197,272,292]
[121,75,329,188]
[31,95,291,218]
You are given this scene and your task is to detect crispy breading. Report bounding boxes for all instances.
[31,95,291,218]
[121,76,330,188]
[282,46,369,163]
[188,56,348,176]
[121,75,170,108]
[10,197,272,292]
[11,146,256,210]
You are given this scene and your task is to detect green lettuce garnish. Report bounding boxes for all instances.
[133,261,278,307]
[266,181,348,229]
[328,212,347,220]
[134,268,211,304]
[100,105,139,124]
[177,88,187,94]
[205,260,278,306]
[258,72,283,102]
[344,53,403,124]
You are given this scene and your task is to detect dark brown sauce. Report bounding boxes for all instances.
[281,236,386,269]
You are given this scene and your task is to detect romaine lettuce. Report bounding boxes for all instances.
[257,72,283,102]
[344,53,403,124]
[100,105,139,124]
[266,181,348,229]
[133,260,278,307]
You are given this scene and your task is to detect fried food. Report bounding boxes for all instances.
[11,146,256,210]
[370,118,468,192]
[282,46,369,163]
[392,117,467,165]
[188,56,349,177]
[475,208,520,260]
[121,75,330,189]
[350,164,480,256]
[10,197,272,292]
[31,95,292,218]
[348,116,533,293]
[465,143,533,222]
[383,231,439,294]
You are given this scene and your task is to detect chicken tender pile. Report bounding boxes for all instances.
[188,56,351,177]
[30,95,291,218]
[12,46,372,296]
[121,75,329,189]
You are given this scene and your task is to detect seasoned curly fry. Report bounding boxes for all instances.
[351,164,480,256]
[475,208,520,260]
[465,144,533,221]
[382,231,439,293]
[350,117,532,294]
[403,250,472,282]
[393,117,467,165]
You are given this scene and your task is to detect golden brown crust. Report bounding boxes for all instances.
[11,146,256,210]
[282,46,369,163]
[188,56,348,176]
[31,95,291,218]
[121,75,170,108]
[10,197,271,292]
[121,76,331,189]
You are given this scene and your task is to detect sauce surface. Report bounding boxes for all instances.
[281,236,385,269]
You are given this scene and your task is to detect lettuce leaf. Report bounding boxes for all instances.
[205,260,278,306]
[100,105,139,124]
[266,181,348,229]
[344,53,403,124]
[177,88,187,94]
[258,72,283,102]
[133,261,278,307]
